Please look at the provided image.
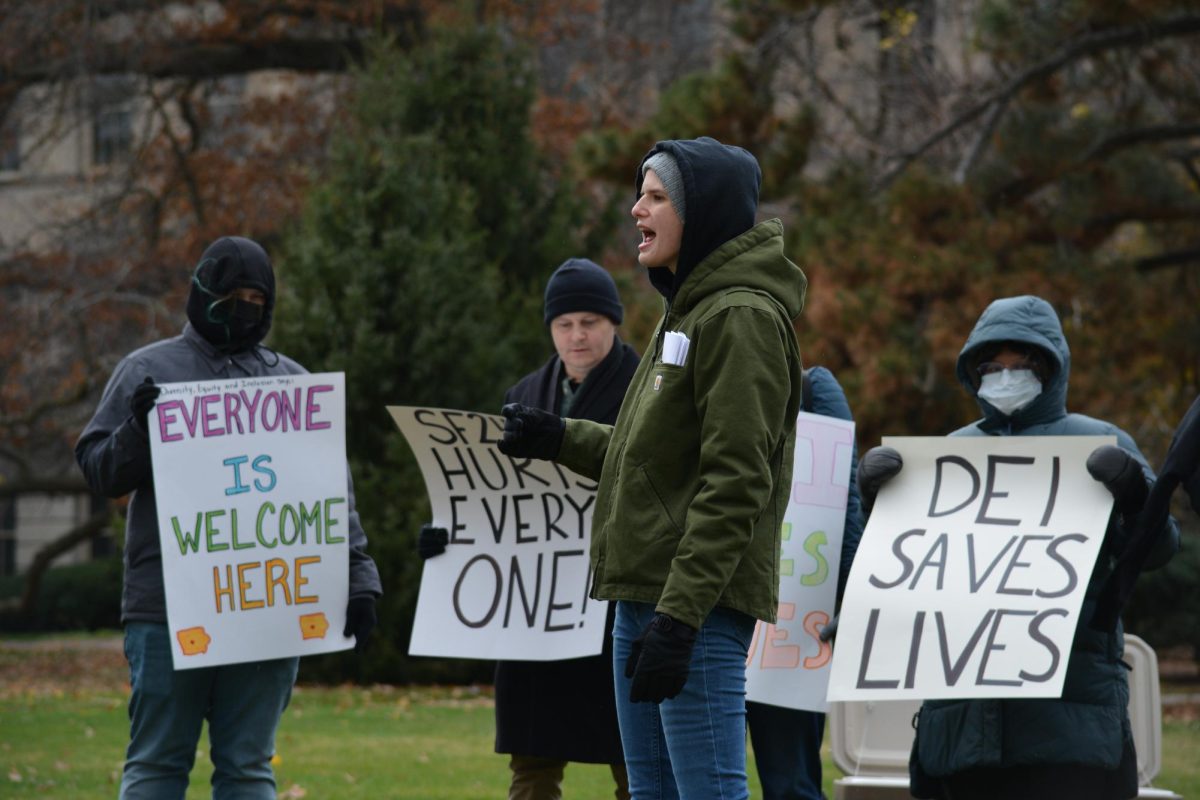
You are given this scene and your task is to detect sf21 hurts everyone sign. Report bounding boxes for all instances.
[391,406,607,661]
[149,373,353,669]
[828,435,1115,701]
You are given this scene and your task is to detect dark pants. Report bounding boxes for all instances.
[746,700,826,800]
[507,755,630,800]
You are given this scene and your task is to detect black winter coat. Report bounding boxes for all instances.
[493,335,639,763]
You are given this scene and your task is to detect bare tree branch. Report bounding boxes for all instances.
[954,96,1009,184]
[1080,123,1200,163]
[1136,246,1200,273]
[0,510,109,616]
[878,14,1200,188]
[0,477,91,498]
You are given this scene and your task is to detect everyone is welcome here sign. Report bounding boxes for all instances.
[149,372,354,669]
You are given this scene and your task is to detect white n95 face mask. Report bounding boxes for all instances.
[977,369,1042,416]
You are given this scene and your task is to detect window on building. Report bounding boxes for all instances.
[92,107,132,166]
[0,115,18,172]
[90,76,135,167]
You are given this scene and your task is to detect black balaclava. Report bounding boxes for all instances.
[186,236,276,354]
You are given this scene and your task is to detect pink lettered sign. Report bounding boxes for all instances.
[745,411,855,712]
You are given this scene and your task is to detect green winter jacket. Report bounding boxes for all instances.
[557,218,806,629]
[912,295,1180,787]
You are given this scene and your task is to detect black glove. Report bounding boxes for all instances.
[418,524,448,560]
[129,377,161,433]
[497,403,565,461]
[343,596,377,654]
[818,613,839,644]
[858,446,903,513]
[625,613,696,704]
[1087,444,1149,518]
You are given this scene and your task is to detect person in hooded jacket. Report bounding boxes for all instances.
[417,258,639,800]
[75,236,383,800]
[747,365,864,800]
[856,294,1179,800]
[498,137,807,799]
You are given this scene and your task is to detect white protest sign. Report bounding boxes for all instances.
[149,372,352,669]
[746,411,854,712]
[828,435,1115,701]
[390,406,607,660]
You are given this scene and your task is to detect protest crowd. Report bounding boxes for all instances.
[74,135,1193,800]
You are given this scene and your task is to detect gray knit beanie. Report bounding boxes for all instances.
[642,151,686,223]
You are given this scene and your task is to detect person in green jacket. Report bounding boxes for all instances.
[499,136,807,799]
[857,294,1180,800]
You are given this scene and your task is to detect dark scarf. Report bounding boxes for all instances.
[512,335,640,425]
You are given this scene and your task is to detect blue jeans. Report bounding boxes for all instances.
[613,600,756,800]
[746,700,826,800]
[120,622,299,800]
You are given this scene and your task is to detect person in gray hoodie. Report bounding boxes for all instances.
[76,236,382,800]
[857,294,1178,800]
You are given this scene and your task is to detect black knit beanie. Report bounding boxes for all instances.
[543,258,624,325]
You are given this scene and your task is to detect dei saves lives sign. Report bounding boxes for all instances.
[391,406,607,661]
[828,436,1115,701]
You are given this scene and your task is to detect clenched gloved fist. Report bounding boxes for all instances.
[417,524,449,560]
[343,596,377,654]
[625,613,696,704]
[497,403,565,461]
[858,446,903,513]
[129,376,161,434]
[1087,445,1149,518]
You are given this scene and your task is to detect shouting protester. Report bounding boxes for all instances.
[76,236,382,800]
[418,258,639,800]
[858,294,1179,800]
[499,137,807,798]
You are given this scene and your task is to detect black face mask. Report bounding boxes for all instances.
[186,237,276,354]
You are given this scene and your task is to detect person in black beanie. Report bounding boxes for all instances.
[76,236,382,800]
[418,257,639,800]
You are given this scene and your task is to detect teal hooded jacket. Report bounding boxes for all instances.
[913,295,1180,781]
[557,138,807,630]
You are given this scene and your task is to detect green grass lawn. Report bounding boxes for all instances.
[2,640,1197,798]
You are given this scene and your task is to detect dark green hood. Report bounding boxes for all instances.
[671,218,806,322]
[956,294,1070,429]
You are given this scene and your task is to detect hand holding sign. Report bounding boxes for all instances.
[1086,445,1149,518]
[130,377,161,434]
[417,524,449,560]
[391,406,607,661]
[857,445,903,513]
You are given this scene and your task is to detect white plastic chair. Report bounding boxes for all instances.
[827,634,1182,799]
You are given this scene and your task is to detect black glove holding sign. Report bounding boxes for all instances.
[417,524,449,560]
[129,376,161,435]
[857,445,903,514]
[1086,444,1149,519]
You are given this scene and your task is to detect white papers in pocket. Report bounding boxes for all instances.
[662,331,690,366]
